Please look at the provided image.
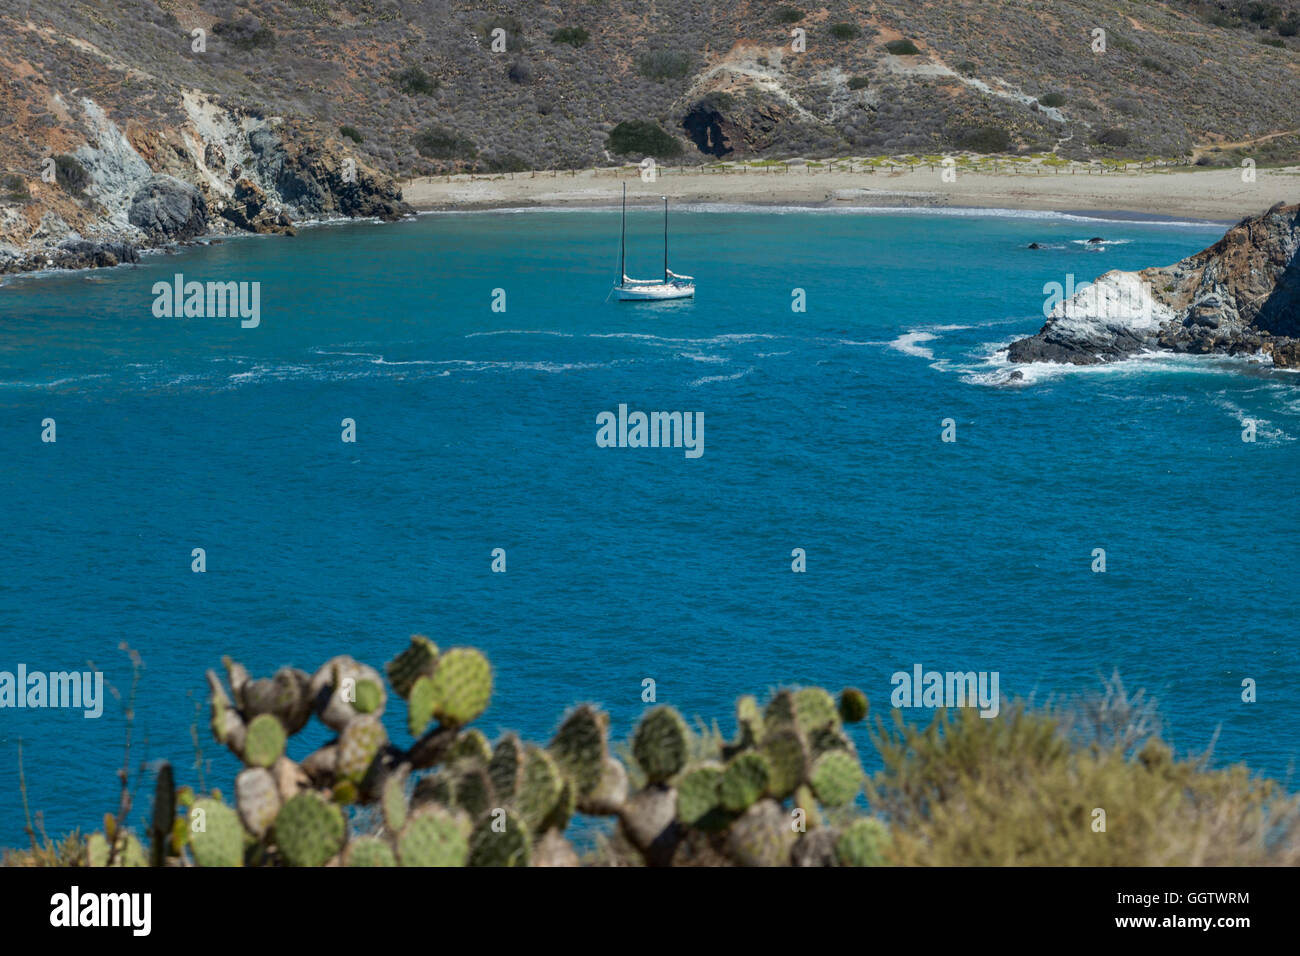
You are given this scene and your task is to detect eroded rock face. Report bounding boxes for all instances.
[1008,202,1300,367]
[128,174,208,242]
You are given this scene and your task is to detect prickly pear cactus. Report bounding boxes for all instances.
[838,687,869,724]
[385,634,439,698]
[427,647,492,726]
[189,798,246,867]
[488,733,525,801]
[760,727,808,798]
[448,728,492,764]
[243,713,287,768]
[632,706,689,784]
[675,762,727,830]
[793,687,840,735]
[548,704,609,795]
[381,770,409,833]
[809,750,863,807]
[345,836,398,867]
[516,746,563,832]
[468,809,530,867]
[396,807,469,866]
[235,767,281,838]
[835,818,891,867]
[274,791,345,867]
[407,674,436,736]
[336,714,387,785]
[86,830,147,867]
[720,751,772,812]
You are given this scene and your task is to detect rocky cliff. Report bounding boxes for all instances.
[0,85,409,275]
[1007,202,1300,369]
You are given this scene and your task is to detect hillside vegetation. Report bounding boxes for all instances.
[5,640,1297,867]
[2,1,1299,263]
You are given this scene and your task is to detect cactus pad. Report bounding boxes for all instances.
[835,818,890,867]
[336,714,387,785]
[274,791,345,867]
[632,706,689,784]
[242,713,287,768]
[189,798,245,867]
[407,674,436,736]
[838,687,869,724]
[809,750,863,807]
[235,767,281,838]
[397,807,470,866]
[427,647,493,726]
[381,770,409,833]
[548,704,610,796]
[675,763,727,830]
[793,687,840,734]
[488,733,525,801]
[448,728,492,765]
[720,751,772,812]
[468,809,531,867]
[760,727,809,798]
[385,634,439,698]
[344,836,397,867]
[516,745,563,832]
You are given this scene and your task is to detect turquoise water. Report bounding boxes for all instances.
[2,208,1297,846]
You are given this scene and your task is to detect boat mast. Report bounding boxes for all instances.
[663,195,668,282]
[619,183,626,286]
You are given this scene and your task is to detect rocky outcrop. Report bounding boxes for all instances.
[1008,202,1300,368]
[128,175,207,242]
[0,93,411,277]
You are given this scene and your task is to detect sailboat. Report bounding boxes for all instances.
[614,183,695,301]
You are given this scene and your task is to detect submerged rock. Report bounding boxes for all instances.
[1008,202,1300,367]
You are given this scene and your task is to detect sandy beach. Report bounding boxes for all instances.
[402,162,1300,222]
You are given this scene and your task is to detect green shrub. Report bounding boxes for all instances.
[1140,56,1171,74]
[339,125,364,144]
[1,172,30,203]
[607,120,683,158]
[212,16,275,50]
[774,6,804,23]
[829,23,861,40]
[54,155,90,194]
[951,124,1010,153]
[392,65,437,95]
[413,125,478,160]
[1280,19,1300,36]
[885,38,920,55]
[550,26,590,46]
[848,76,870,91]
[1038,92,1065,108]
[1093,127,1131,148]
[637,48,693,81]
[956,60,978,74]
[1261,36,1285,47]
[870,699,1300,866]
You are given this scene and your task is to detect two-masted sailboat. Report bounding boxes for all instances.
[614,183,695,301]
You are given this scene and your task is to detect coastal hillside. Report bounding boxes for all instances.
[3,0,1300,269]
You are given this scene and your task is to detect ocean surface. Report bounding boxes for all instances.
[2,206,1297,848]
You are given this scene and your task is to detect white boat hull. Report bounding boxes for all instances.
[615,282,695,301]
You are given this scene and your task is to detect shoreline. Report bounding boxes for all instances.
[401,164,1300,223]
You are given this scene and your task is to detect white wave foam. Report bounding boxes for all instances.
[689,367,754,387]
[888,331,938,359]
[464,329,573,338]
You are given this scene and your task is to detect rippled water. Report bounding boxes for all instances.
[1,208,1296,846]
